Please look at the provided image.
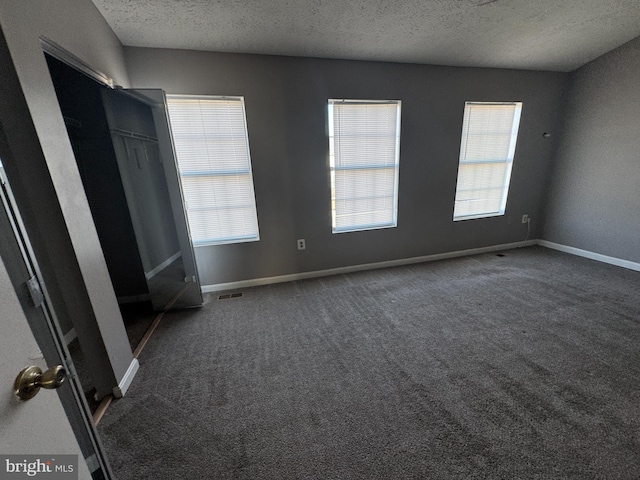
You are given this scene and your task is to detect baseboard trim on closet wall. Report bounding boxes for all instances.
[145,251,182,280]
[201,240,538,293]
[537,240,640,273]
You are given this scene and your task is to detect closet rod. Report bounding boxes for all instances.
[110,128,158,143]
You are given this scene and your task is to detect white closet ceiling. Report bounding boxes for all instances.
[91,0,640,72]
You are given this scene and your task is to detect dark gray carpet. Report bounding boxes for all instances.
[98,246,640,479]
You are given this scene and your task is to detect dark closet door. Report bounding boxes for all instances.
[102,88,203,310]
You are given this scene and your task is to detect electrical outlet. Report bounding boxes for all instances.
[297,239,306,250]
[521,214,529,224]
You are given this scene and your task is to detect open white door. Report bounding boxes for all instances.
[0,160,113,478]
[0,258,92,479]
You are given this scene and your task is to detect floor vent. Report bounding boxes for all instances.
[218,292,243,300]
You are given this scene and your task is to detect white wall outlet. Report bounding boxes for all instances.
[522,214,529,224]
[297,239,306,250]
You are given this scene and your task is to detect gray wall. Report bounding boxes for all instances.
[0,0,135,397]
[542,36,640,263]
[126,48,568,286]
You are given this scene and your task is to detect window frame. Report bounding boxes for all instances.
[453,101,523,222]
[328,98,402,234]
[166,94,260,246]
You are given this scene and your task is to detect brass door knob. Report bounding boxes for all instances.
[14,365,67,400]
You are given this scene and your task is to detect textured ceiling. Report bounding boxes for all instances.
[91,0,640,72]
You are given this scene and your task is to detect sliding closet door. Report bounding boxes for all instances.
[101,88,203,310]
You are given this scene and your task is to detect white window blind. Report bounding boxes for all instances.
[166,95,259,245]
[329,99,401,233]
[453,102,522,221]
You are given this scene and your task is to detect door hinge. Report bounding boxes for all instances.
[26,275,44,308]
[63,357,78,381]
[85,453,100,473]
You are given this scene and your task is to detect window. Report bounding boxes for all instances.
[328,99,402,233]
[453,102,522,221]
[166,95,259,245]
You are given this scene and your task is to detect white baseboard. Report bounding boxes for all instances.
[112,358,139,398]
[202,240,537,293]
[537,240,640,272]
[145,251,182,280]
